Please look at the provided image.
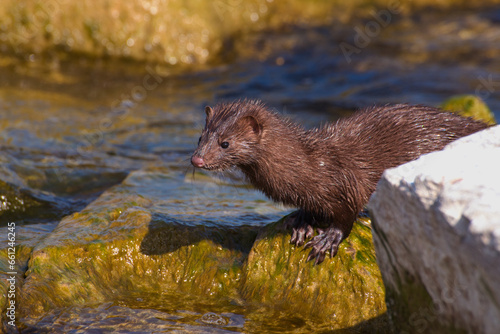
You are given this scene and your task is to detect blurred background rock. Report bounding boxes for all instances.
[1,0,499,66]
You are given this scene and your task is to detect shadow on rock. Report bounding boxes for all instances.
[140,212,261,256]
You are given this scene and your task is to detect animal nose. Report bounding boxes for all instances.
[191,155,205,168]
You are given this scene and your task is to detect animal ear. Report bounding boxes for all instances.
[239,116,262,136]
[205,106,214,119]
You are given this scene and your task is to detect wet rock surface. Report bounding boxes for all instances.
[10,169,385,332]
[242,217,386,329]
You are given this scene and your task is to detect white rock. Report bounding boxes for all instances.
[368,125,500,334]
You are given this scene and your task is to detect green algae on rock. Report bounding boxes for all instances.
[15,167,387,331]
[241,216,387,330]
[16,169,265,329]
[0,223,57,333]
[1,245,32,333]
[20,215,253,315]
[441,95,497,125]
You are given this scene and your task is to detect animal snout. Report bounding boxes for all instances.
[191,155,205,168]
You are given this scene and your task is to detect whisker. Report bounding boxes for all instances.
[226,170,245,197]
[181,152,196,180]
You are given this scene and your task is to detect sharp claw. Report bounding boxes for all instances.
[330,245,339,258]
[285,211,348,264]
[290,229,297,244]
[285,210,316,247]
[290,228,306,246]
[306,249,316,262]
[315,252,325,265]
[305,225,314,239]
[303,227,346,263]
[306,249,325,265]
[297,229,306,247]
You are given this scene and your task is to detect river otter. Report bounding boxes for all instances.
[191,100,488,264]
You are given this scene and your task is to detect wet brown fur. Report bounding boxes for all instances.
[192,99,489,262]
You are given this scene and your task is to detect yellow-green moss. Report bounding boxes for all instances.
[16,171,386,331]
[441,95,497,125]
[241,217,386,329]
[17,183,258,327]
[2,0,499,65]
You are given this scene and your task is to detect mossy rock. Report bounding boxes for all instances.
[14,170,387,331]
[18,194,256,328]
[441,95,497,125]
[241,217,387,330]
[0,223,57,332]
[1,245,32,332]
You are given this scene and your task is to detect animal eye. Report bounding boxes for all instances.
[198,136,201,145]
[221,141,229,149]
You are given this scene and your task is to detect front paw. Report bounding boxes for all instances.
[304,227,345,265]
[284,210,314,247]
